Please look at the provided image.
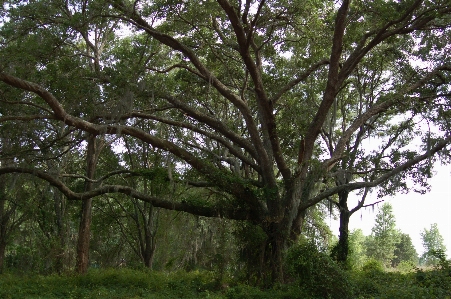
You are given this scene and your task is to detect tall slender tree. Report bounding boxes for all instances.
[366,203,399,267]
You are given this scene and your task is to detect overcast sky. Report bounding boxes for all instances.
[330,162,451,258]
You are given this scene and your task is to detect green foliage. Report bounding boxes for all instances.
[352,255,451,298]
[415,248,451,293]
[353,268,451,299]
[430,249,451,273]
[225,283,307,299]
[366,203,400,267]
[361,258,385,274]
[1,267,451,299]
[347,229,368,270]
[284,241,355,299]
[0,269,220,299]
[352,263,385,297]
[134,167,172,184]
[4,245,41,273]
[415,255,451,298]
[392,233,418,267]
[396,261,417,274]
[1,0,451,286]
[421,223,447,266]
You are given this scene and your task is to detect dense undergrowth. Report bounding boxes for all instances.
[0,265,450,299]
[1,245,450,299]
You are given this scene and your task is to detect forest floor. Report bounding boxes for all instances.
[0,267,450,299]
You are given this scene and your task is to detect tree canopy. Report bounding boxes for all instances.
[1,0,451,280]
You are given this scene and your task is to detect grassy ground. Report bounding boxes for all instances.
[0,269,301,299]
[0,267,450,299]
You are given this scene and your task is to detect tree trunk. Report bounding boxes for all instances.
[54,190,66,274]
[76,134,100,274]
[336,190,350,264]
[0,183,8,274]
[142,240,156,269]
[0,240,5,274]
[142,223,156,269]
[252,180,306,285]
[76,198,92,273]
[265,223,287,284]
[137,203,157,269]
[240,220,290,286]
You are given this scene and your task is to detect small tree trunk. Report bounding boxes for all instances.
[0,240,6,274]
[0,188,8,274]
[142,241,156,269]
[54,191,66,274]
[76,135,100,274]
[138,204,157,269]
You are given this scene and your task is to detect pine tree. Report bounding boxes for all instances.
[366,203,399,267]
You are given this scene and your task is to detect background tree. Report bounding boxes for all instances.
[392,233,418,268]
[366,203,399,267]
[420,223,447,266]
[347,229,368,270]
[0,174,32,273]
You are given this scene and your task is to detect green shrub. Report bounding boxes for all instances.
[225,283,307,299]
[396,261,416,273]
[284,241,354,299]
[350,258,386,297]
[415,249,451,295]
[361,258,384,274]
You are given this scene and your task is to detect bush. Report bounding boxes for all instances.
[361,258,384,274]
[396,261,416,273]
[350,258,386,296]
[284,241,354,299]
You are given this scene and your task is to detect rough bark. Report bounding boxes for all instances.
[76,134,101,274]
[75,197,93,273]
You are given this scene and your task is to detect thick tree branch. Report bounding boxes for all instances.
[159,95,259,160]
[216,0,290,184]
[0,167,254,221]
[60,170,133,183]
[110,0,273,184]
[128,112,260,172]
[300,0,350,169]
[0,72,264,209]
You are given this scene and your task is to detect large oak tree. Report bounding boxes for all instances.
[1,0,451,281]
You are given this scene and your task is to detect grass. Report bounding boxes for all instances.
[0,267,450,299]
[0,269,221,299]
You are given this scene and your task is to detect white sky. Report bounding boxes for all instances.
[330,163,451,258]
